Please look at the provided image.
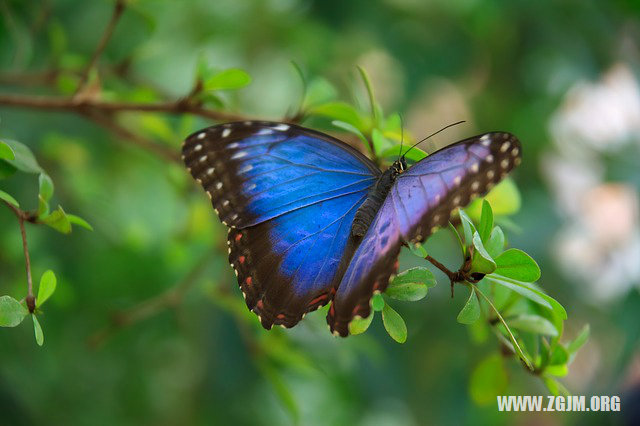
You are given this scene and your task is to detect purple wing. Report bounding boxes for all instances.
[327,132,522,336]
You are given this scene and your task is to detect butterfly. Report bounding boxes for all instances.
[182,121,521,336]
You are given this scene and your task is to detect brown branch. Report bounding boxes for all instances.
[75,0,126,94]
[87,250,215,348]
[3,201,35,312]
[0,93,250,122]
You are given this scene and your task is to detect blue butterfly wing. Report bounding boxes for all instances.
[328,132,522,336]
[182,121,380,329]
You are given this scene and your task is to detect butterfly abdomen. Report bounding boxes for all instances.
[352,165,400,236]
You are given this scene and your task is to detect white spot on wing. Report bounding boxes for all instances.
[500,141,511,152]
[274,124,290,131]
[194,144,202,151]
[486,154,494,163]
[197,132,206,140]
[228,142,239,149]
[501,159,510,169]
[216,182,223,190]
[222,128,231,138]
[239,164,253,173]
[199,155,207,163]
[480,134,491,146]
[231,151,248,160]
[247,183,257,191]
[206,167,215,175]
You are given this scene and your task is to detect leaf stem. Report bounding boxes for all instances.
[3,200,35,312]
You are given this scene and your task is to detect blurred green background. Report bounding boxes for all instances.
[1,0,640,425]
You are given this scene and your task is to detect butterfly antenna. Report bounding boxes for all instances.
[402,120,466,159]
[397,114,405,162]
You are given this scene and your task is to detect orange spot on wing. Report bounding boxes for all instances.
[238,255,246,264]
[235,233,242,242]
[245,276,252,285]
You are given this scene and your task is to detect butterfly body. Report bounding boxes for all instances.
[182,121,522,336]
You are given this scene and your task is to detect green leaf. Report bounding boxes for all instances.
[41,205,72,234]
[371,128,393,154]
[507,314,558,336]
[303,77,338,107]
[469,354,508,405]
[0,296,29,327]
[32,315,44,346]
[485,226,505,258]
[0,141,15,160]
[0,189,19,207]
[356,66,378,124]
[478,200,494,243]
[37,195,50,218]
[331,120,370,148]
[458,208,476,248]
[471,232,496,274]
[309,103,364,130]
[566,324,590,358]
[38,173,54,202]
[0,161,18,179]
[409,242,427,257]
[66,214,94,231]
[382,304,407,343]
[495,249,541,282]
[381,144,428,163]
[543,376,571,397]
[371,293,385,311]
[457,287,481,324]
[1,140,43,174]
[37,270,57,308]
[545,364,568,377]
[485,275,567,320]
[466,178,521,218]
[386,267,435,301]
[204,68,251,91]
[349,312,374,335]
[448,222,466,254]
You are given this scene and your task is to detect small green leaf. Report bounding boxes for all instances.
[66,214,94,231]
[1,140,43,174]
[303,77,338,107]
[469,354,508,405]
[548,343,569,366]
[507,314,558,336]
[485,275,567,320]
[371,128,393,155]
[495,249,541,282]
[37,194,50,218]
[409,242,428,257]
[381,145,428,163]
[38,173,54,202]
[566,324,590,358]
[485,226,505,258]
[545,363,568,377]
[542,376,571,397]
[349,312,374,335]
[458,209,476,247]
[471,232,496,274]
[457,287,480,324]
[448,222,466,254]
[309,102,365,130]
[356,66,378,124]
[382,304,407,343]
[0,141,15,160]
[478,200,494,243]
[41,205,72,234]
[331,120,370,148]
[387,267,435,301]
[0,296,29,327]
[32,314,44,346]
[204,68,251,91]
[36,270,57,307]
[0,189,19,207]
[371,293,385,311]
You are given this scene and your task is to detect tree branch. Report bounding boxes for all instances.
[75,0,126,94]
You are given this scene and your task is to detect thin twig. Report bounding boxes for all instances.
[75,0,126,94]
[3,201,35,312]
[87,250,215,348]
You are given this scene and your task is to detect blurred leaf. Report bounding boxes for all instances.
[457,287,480,324]
[36,270,57,308]
[495,249,541,282]
[485,226,505,258]
[548,343,569,366]
[0,161,17,179]
[331,120,369,147]
[382,303,407,343]
[566,324,590,360]
[39,172,54,202]
[356,66,378,124]
[0,141,15,160]
[349,313,374,335]
[37,194,50,218]
[459,209,476,248]
[48,19,67,57]
[371,128,393,154]
[0,189,19,208]
[309,103,364,130]
[303,77,337,107]
[1,140,43,174]
[409,242,428,257]
[66,214,94,231]
[472,232,496,274]
[381,144,427,162]
[56,72,80,94]
[371,293,385,311]
[32,315,44,346]
[139,115,176,144]
[448,222,466,254]
[42,206,72,234]
[387,267,435,301]
[545,364,568,377]
[543,376,571,397]
[0,296,28,327]
[467,178,521,219]
[469,354,508,405]
[485,275,567,320]
[258,362,299,423]
[507,314,558,336]
[478,200,493,243]
[204,68,251,91]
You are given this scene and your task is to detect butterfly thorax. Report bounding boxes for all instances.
[351,158,407,237]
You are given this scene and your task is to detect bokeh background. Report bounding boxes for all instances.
[1,0,640,425]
